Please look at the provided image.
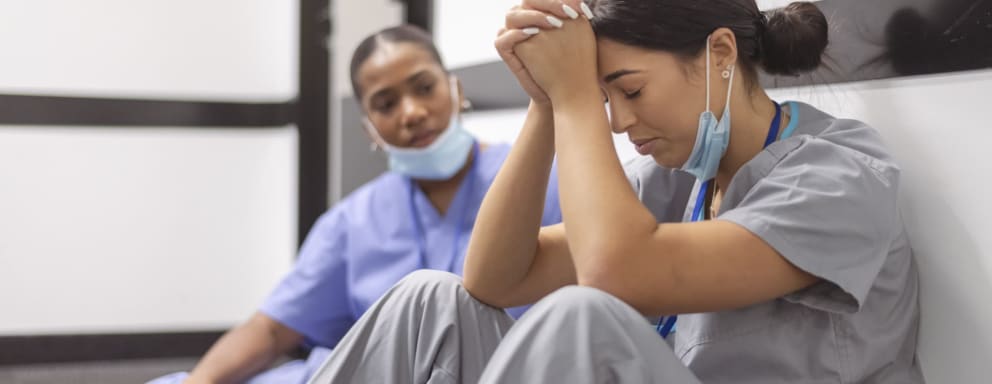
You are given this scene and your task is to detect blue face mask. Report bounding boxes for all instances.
[681,36,736,182]
[365,76,475,180]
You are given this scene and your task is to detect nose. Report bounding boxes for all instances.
[608,100,636,135]
[399,96,428,128]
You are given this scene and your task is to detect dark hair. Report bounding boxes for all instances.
[349,24,446,99]
[585,0,828,82]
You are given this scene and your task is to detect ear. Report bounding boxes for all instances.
[451,75,470,111]
[709,28,739,73]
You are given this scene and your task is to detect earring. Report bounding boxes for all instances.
[721,65,734,79]
[461,99,473,111]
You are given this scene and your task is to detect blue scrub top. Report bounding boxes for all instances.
[260,143,562,349]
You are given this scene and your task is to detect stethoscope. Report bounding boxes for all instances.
[656,101,798,339]
[406,141,480,272]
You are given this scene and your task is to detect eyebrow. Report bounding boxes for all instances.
[405,70,433,84]
[368,70,434,102]
[603,69,641,84]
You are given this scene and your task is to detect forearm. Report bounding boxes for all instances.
[185,314,300,384]
[463,101,556,301]
[551,93,657,271]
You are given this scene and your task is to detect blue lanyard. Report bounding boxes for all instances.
[656,101,785,339]
[406,142,479,273]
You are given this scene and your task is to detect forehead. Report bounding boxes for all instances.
[595,38,681,80]
[357,42,444,96]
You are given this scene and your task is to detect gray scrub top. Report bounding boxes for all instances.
[625,102,925,383]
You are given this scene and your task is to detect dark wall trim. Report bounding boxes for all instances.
[0,331,223,366]
[297,0,331,245]
[0,95,295,127]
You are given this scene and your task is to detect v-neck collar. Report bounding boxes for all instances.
[408,147,484,226]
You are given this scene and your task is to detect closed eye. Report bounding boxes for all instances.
[623,89,642,100]
[415,82,435,96]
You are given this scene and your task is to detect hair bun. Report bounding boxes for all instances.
[759,2,829,76]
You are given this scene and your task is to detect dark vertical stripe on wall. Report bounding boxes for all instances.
[298,0,332,246]
[403,0,434,32]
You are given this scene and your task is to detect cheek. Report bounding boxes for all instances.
[635,98,702,167]
[415,91,454,130]
[368,116,404,144]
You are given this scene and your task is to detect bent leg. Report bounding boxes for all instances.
[479,285,701,384]
[307,270,514,384]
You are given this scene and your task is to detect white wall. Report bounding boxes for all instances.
[0,1,299,335]
[434,0,517,69]
[0,127,298,334]
[0,0,297,102]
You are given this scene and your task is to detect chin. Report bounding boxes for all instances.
[650,153,683,169]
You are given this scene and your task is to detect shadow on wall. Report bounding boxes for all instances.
[877,0,992,76]
[761,0,992,88]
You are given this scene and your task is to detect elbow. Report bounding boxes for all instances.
[573,242,673,316]
[573,241,634,297]
[462,276,514,310]
[461,272,487,303]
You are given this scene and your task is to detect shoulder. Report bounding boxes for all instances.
[773,102,901,189]
[785,101,898,167]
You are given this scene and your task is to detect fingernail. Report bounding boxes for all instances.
[562,4,579,19]
[546,15,563,28]
[580,3,595,19]
[523,27,540,35]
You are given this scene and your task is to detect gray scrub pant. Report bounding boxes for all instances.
[307,270,701,384]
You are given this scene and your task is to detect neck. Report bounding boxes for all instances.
[714,90,785,193]
[414,146,477,215]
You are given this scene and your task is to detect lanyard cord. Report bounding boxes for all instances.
[656,102,784,339]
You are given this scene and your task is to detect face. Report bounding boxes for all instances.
[356,42,458,149]
[596,38,711,168]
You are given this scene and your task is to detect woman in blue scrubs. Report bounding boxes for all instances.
[149,24,561,384]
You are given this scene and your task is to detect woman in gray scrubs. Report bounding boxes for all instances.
[307,1,925,383]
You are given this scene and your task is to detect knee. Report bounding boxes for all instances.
[146,372,189,384]
[530,285,619,317]
[393,269,463,296]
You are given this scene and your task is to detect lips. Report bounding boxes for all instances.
[631,138,659,156]
[409,130,440,148]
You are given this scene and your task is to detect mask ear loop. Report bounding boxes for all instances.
[363,118,387,152]
[448,74,466,117]
[723,64,736,113]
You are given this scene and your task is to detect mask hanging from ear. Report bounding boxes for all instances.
[681,35,735,182]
